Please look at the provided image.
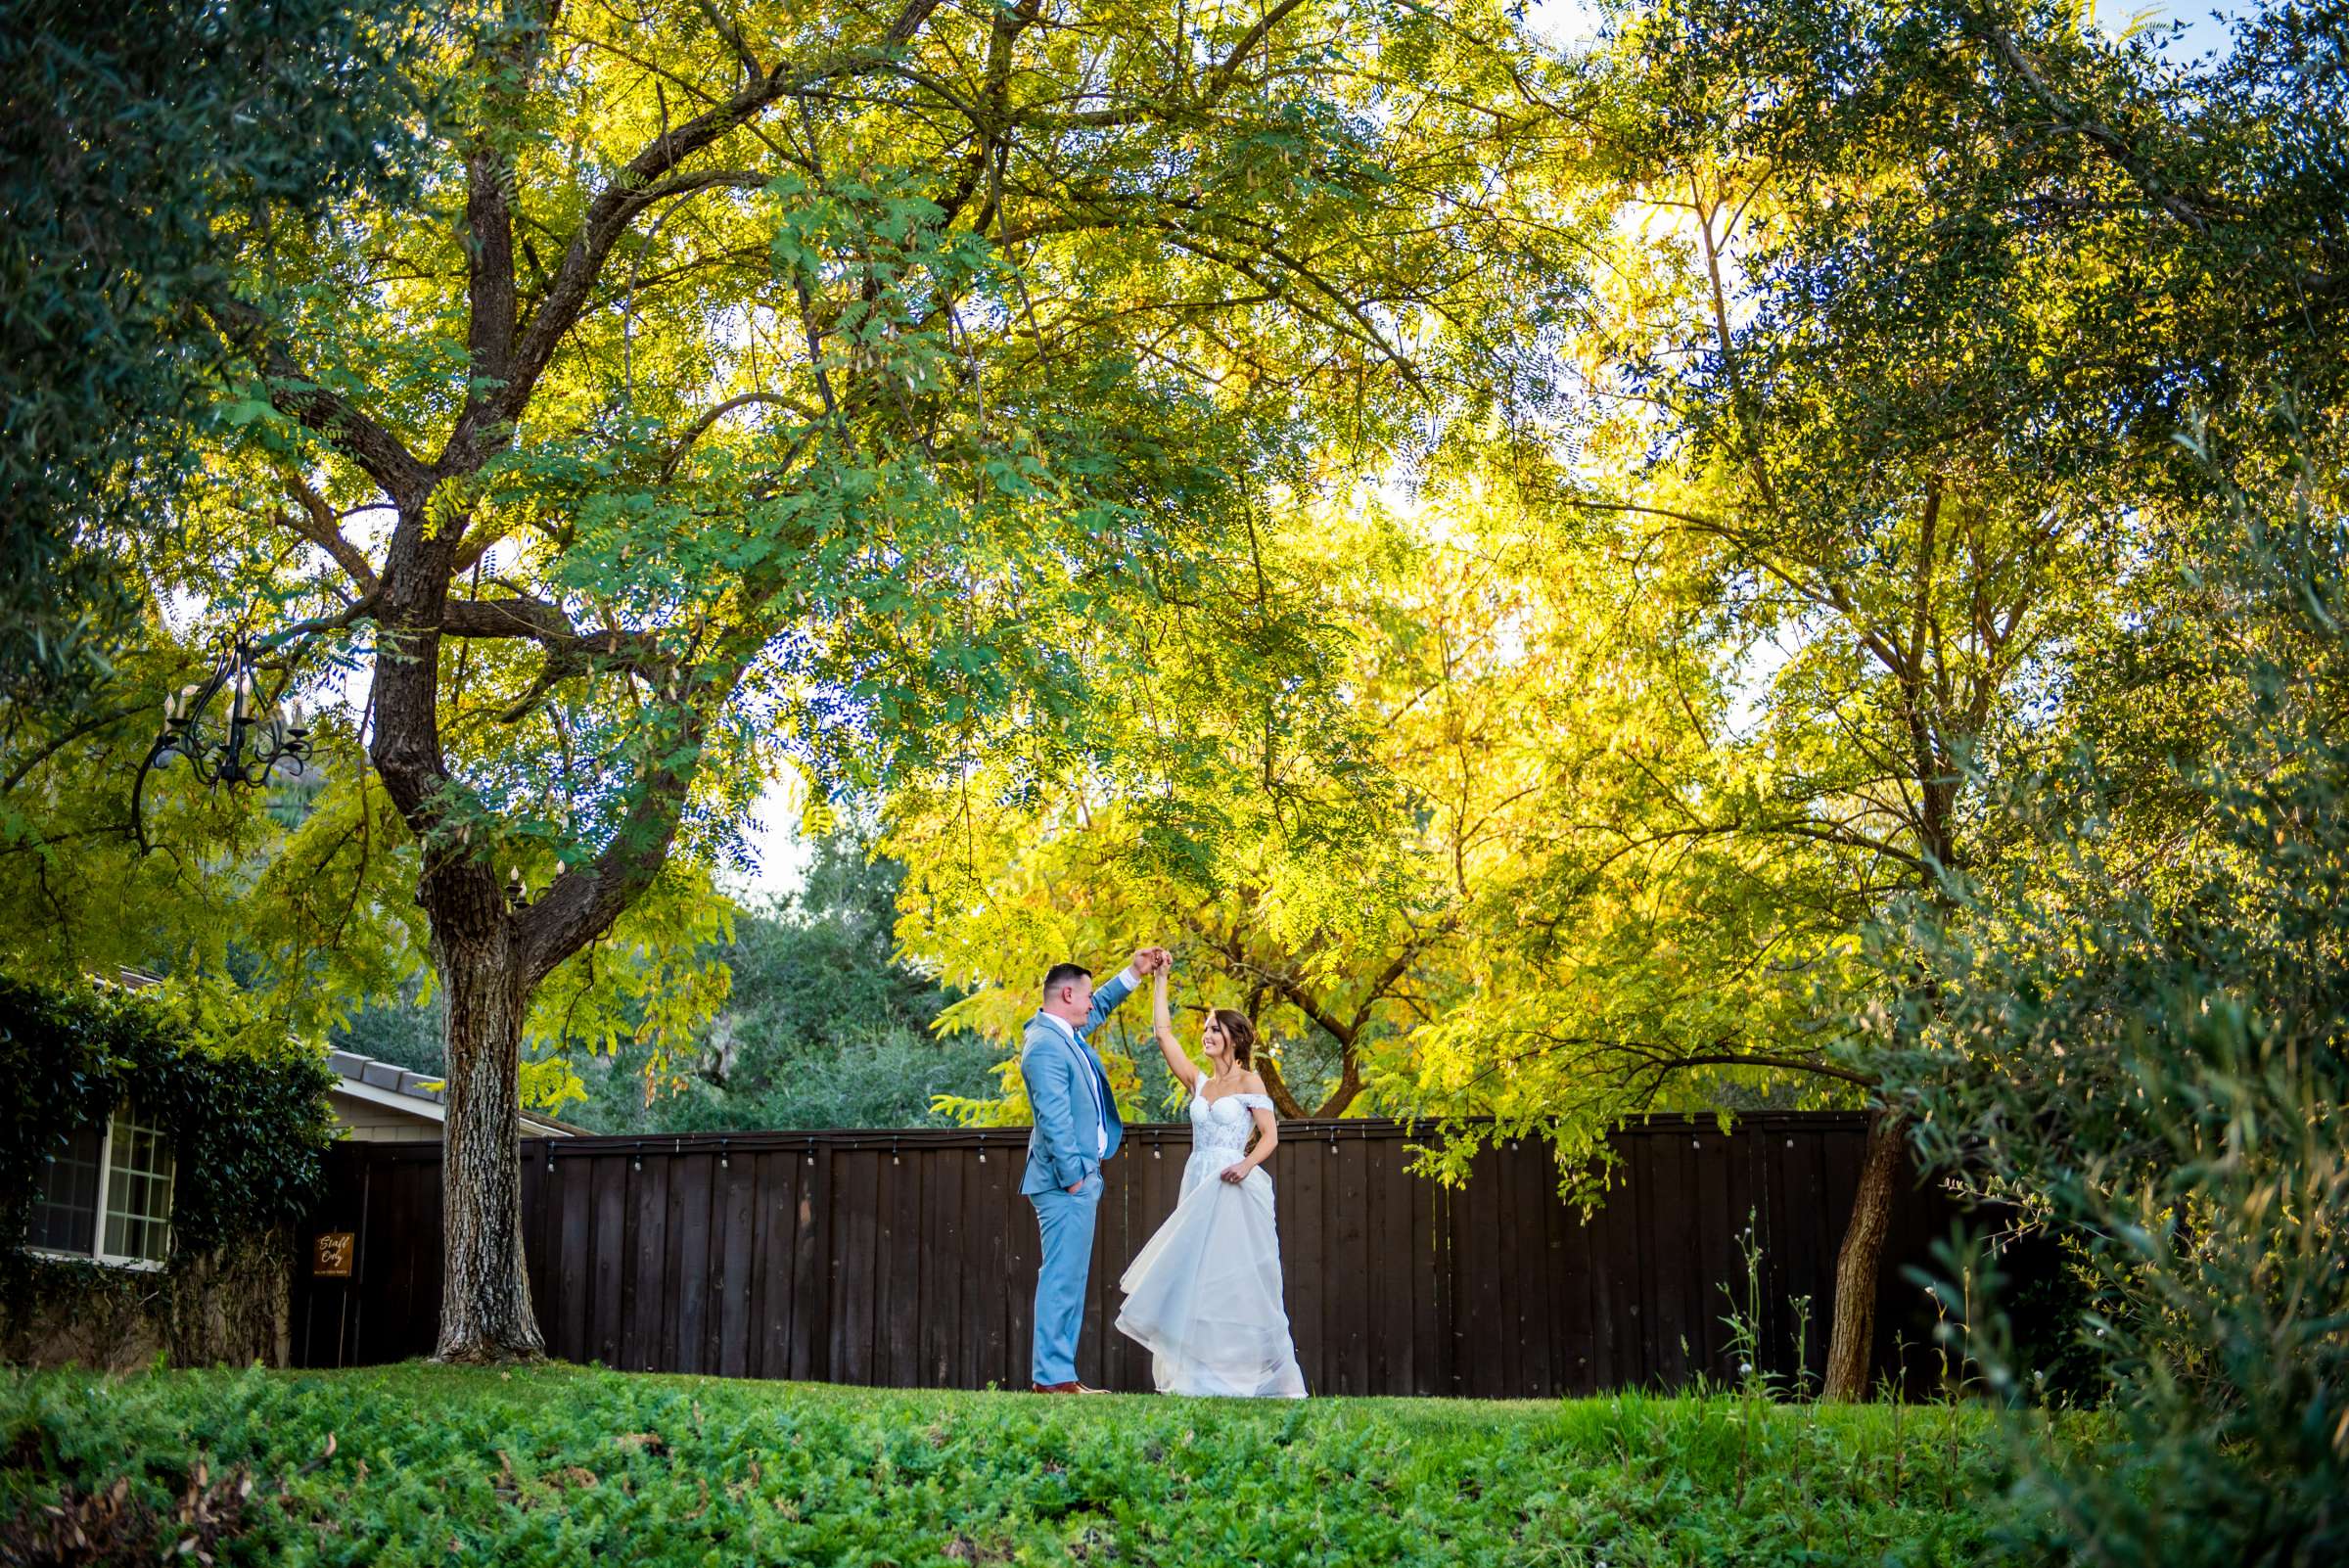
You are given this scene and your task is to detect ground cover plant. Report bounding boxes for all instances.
[1,1362,2024,1567]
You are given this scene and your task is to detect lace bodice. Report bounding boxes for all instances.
[1189,1082,1275,1155]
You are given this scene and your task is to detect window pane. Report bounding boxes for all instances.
[102,1106,174,1265]
[29,1123,104,1254]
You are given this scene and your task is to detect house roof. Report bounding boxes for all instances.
[110,967,586,1138]
[325,1048,588,1138]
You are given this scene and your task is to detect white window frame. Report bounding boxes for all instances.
[23,1104,175,1272]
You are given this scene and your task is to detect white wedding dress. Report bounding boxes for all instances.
[1114,1081,1308,1398]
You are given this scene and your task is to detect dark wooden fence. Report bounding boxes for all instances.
[291,1113,1968,1398]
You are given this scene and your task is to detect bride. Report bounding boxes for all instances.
[1114,958,1308,1398]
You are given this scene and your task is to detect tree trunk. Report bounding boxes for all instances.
[1820,1106,1907,1401]
[1253,1051,1309,1120]
[432,915,545,1362]
[1312,1060,1362,1119]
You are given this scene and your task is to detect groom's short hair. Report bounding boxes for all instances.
[1040,962,1092,996]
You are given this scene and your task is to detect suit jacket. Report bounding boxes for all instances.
[1018,968,1136,1197]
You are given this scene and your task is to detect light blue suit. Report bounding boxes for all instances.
[1019,967,1135,1386]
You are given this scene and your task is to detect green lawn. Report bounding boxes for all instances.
[3,1363,2022,1566]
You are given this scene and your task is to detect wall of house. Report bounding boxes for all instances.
[327,1089,441,1142]
[3,1233,293,1371]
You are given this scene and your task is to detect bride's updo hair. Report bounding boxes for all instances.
[1209,1008,1257,1070]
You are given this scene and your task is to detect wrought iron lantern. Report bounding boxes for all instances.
[130,629,313,853]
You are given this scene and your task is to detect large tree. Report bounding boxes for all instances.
[69,0,1562,1360]
[1547,0,2349,1397]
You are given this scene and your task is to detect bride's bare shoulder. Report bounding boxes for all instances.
[1238,1070,1267,1093]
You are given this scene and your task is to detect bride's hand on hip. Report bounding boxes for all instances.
[1219,1162,1251,1184]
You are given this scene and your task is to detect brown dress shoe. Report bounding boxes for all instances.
[1032,1381,1082,1394]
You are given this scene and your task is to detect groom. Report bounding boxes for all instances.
[1021,945,1166,1393]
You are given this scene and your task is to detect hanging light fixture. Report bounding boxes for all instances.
[130,628,313,853]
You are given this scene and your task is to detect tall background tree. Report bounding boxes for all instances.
[1543,0,2345,1398]
[0,0,1571,1360]
[889,0,2348,1402]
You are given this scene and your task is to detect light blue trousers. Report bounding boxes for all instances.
[1030,1172,1104,1386]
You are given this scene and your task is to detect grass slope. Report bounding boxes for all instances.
[3,1363,2016,1566]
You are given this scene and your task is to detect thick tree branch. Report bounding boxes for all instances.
[513,687,724,985]
[463,141,520,432]
[1250,1051,1311,1120]
[659,391,814,476]
[937,0,1040,230]
[1664,1049,1880,1088]
[1018,0,1310,128]
[1313,1054,1363,1119]
[1200,0,1311,102]
[207,299,432,503]
[440,594,668,678]
[3,703,148,794]
[1974,23,2212,235]
[274,471,380,589]
[484,0,944,445]
[691,0,761,78]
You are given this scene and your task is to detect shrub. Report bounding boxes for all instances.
[1879,466,2349,1565]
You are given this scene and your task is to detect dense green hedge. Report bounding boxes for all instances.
[0,973,335,1281]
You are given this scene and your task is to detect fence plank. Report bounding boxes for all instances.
[888,1144,923,1388]
[1286,1130,1327,1392]
[790,1142,829,1382]
[716,1149,756,1378]
[1420,1172,1449,1397]
[1554,1161,1594,1397]
[670,1151,712,1375]
[589,1155,625,1366]
[965,1140,1005,1388]
[750,1150,787,1380]
[1366,1137,1405,1394]
[1600,1143,1642,1389]
[988,1157,1013,1389]
[1002,1143,1038,1388]
[625,1150,668,1372]
[1721,1129,1763,1380]
[1759,1128,1798,1385]
[555,1156,590,1361]
[1520,1141,1558,1400]
[1464,1142,1507,1397]
[920,1142,957,1389]
[1327,1136,1368,1397]
[1675,1130,1713,1383]
[1647,1131,1689,1390]
[834,1149,880,1385]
